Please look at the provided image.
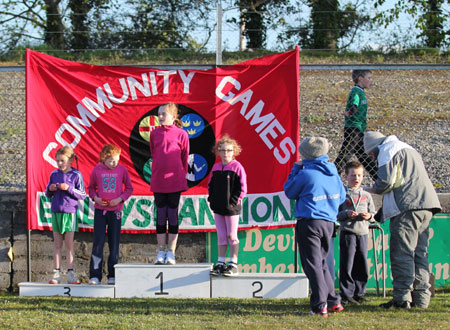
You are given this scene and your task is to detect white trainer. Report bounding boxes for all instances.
[154,250,167,264]
[165,250,176,265]
[89,277,99,285]
[48,269,61,284]
[67,270,81,284]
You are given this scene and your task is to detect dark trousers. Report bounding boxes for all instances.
[89,209,122,280]
[335,127,377,180]
[296,219,340,312]
[339,231,369,299]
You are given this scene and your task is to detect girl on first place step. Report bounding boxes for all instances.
[150,103,190,265]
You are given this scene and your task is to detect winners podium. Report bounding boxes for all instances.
[19,264,309,299]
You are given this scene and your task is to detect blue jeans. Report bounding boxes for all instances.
[89,209,122,280]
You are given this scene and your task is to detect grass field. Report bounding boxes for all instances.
[0,291,449,329]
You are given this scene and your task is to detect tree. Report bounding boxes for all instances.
[88,0,214,51]
[43,0,65,49]
[229,0,293,50]
[68,0,111,50]
[374,0,449,48]
[278,0,372,51]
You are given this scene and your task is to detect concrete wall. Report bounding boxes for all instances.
[0,192,205,289]
[0,192,448,290]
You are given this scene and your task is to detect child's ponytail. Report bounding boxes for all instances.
[174,118,183,128]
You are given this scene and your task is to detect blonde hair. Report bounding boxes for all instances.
[160,102,182,128]
[214,134,242,158]
[99,144,121,162]
[56,146,75,161]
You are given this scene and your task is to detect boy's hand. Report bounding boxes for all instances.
[347,210,358,219]
[295,160,303,166]
[359,212,372,221]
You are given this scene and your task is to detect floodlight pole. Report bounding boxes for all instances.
[216,1,223,65]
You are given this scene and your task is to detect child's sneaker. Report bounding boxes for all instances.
[88,277,99,285]
[107,277,115,285]
[329,303,344,313]
[166,250,176,265]
[309,306,328,317]
[210,263,225,276]
[154,249,167,265]
[48,269,61,284]
[67,270,81,284]
[223,263,239,277]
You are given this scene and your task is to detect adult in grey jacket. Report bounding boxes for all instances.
[364,131,441,309]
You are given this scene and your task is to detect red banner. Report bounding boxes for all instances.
[26,48,299,232]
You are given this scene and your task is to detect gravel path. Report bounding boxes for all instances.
[0,69,449,192]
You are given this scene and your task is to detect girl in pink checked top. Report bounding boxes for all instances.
[88,144,133,285]
[150,102,189,265]
[208,135,247,277]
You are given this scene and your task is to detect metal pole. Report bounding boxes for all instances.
[294,225,298,272]
[27,229,31,281]
[371,226,380,295]
[216,1,223,65]
[380,226,386,298]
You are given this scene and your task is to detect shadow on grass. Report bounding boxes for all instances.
[0,291,448,317]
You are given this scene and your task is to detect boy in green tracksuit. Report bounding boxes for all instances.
[335,70,377,180]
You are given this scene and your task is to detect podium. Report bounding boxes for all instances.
[211,273,309,298]
[19,282,115,298]
[115,263,211,298]
[19,264,310,299]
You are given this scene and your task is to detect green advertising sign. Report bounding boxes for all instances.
[206,214,450,289]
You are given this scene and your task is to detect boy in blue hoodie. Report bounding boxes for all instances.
[284,137,346,317]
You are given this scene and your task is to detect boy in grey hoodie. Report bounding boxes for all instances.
[337,161,375,305]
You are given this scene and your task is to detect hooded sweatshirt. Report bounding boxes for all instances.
[284,155,346,222]
[88,162,133,211]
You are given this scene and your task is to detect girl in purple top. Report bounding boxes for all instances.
[45,146,86,284]
[208,135,247,276]
[150,103,189,265]
[88,144,133,285]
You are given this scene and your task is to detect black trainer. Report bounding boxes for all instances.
[354,295,369,303]
[341,296,360,305]
[210,263,225,276]
[223,263,239,277]
[380,299,411,309]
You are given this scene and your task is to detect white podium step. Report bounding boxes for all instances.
[211,273,309,299]
[115,263,211,298]
[18,282,115,298]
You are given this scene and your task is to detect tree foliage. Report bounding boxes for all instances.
[374,0,449,48]
[278,0,372,51]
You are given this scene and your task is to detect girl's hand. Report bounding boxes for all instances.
[109,197,122,207]
[58,183,69,190]
[49,183,58,191]
[94,196,109,206]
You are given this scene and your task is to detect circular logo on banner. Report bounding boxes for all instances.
[129,104,216,188]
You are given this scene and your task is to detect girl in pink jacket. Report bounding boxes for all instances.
[150,103,189,265]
